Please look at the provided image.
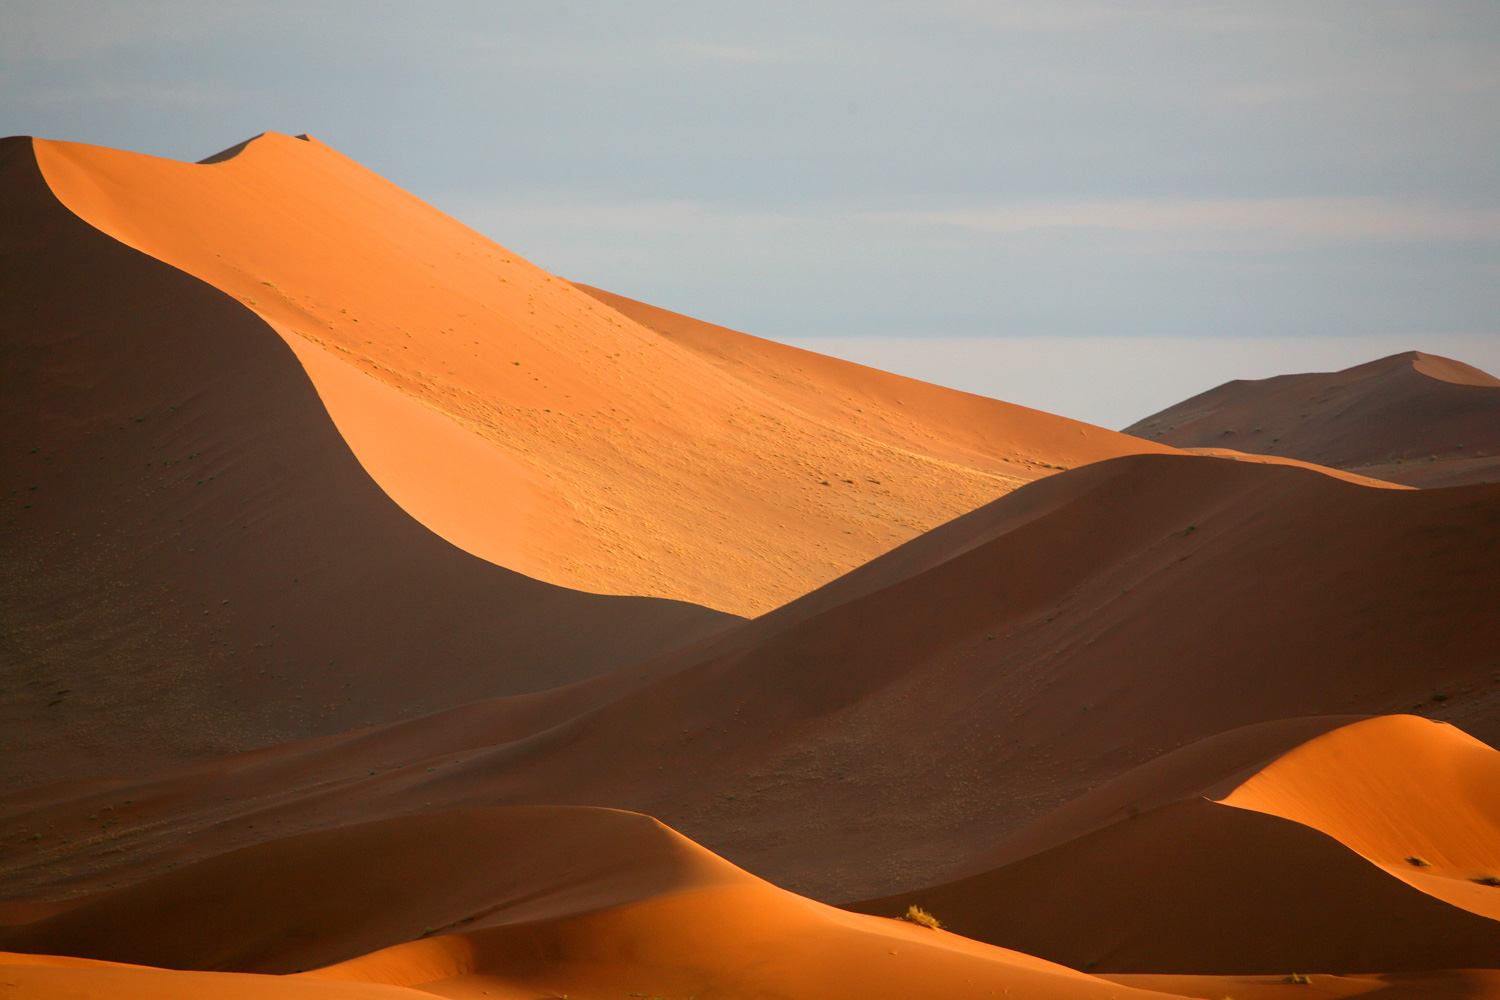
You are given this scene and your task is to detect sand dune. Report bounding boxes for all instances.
[0,136,734,790]
[5,453,1495,908]
[852,716,1500,974]
[30,131,1168,616]
[10,802,1499,998]
[0,806,1189,1000]
[1125,352,1500,487]
[6,129,1500,996]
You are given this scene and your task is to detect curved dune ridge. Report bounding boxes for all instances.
[1125,351,1500,487]
[7,129,1500,998]
[852,716,1500,974]
[0,806,1209,1000]
[4,453,1496,910]
[7,806,1500,1000]
[29,131,1170,615]
[0,135,735,789]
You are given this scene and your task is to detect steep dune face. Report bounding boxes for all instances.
[6,454,1495,907]
[853,716,1500,974]
[1124,352,1500,487]
[0,136,734,789]
[1221,715,1500,919]
[31,132,1168,615]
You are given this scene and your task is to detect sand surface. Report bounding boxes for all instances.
[4,454,1495,908]
[1125,352,1500,487]
[5,131,1500,999]
[0,135,734,789]
[852,716,1500,973]
[31,132,1167,616]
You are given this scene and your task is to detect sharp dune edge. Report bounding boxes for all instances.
[4,132,1500,1000]
[30,131,1168,618]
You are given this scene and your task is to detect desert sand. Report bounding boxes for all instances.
[31,131,1165,618]
[853,716,1500,973]
[1125,351,1500,487]
[4,131,1500,1000]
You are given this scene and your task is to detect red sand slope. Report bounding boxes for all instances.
[0,806,1191,1000]
[1125,352,1500,487]
[9,805,1500,1000]
[5,454,1495,908]
[852,716,1500,974]
[0,135,735,789]
[29,131,1169,615]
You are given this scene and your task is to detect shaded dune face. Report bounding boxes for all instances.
[0,806,1190,1000]
[30,132,1170,617]
[0,807,753,974]
[852,716,1500,975]
[4,453,1495,909]
[1125,352,1500,487]
[0,136,735,789]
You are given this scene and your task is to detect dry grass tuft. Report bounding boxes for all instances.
[900,904,943,930]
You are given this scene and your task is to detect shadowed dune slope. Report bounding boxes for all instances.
[4,453,1496,907]
[1124,352,1500,487]
[30,131,1170,615]
[0,135,735,789]
[0,806,1191,1000]
[853,716,1500,974]
[0,807,751,974]
[1106,971,1500,1000]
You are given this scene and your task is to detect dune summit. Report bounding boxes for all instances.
[4,130,1500,1000]
[1125,351,1500,487]
[27,131,1167,617]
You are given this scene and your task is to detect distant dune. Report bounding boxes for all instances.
[1125,351,1500,487]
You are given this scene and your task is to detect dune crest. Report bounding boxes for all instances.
[4,453,1495,908]
[32,131,1169,614]
[853,716,1500,974]
[0,134,734,787]
[1126,351,1500,488]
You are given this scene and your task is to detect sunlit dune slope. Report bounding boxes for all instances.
[7,454,1496,906]
[0,807,747,973]
[0,806,1191,1000]
[573,282,1141,477]
[31,131,1170,615]
[853,716,1500,974]
[0,135,735,789]
[1125,352,1500,487]
[0,956,432,1000]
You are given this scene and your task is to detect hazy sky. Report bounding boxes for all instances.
[5,2,1498,426]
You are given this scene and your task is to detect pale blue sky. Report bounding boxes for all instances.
[5,2,1498,425]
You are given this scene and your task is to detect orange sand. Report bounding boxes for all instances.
[854,716,1500,973]
[32,132,1169,615]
